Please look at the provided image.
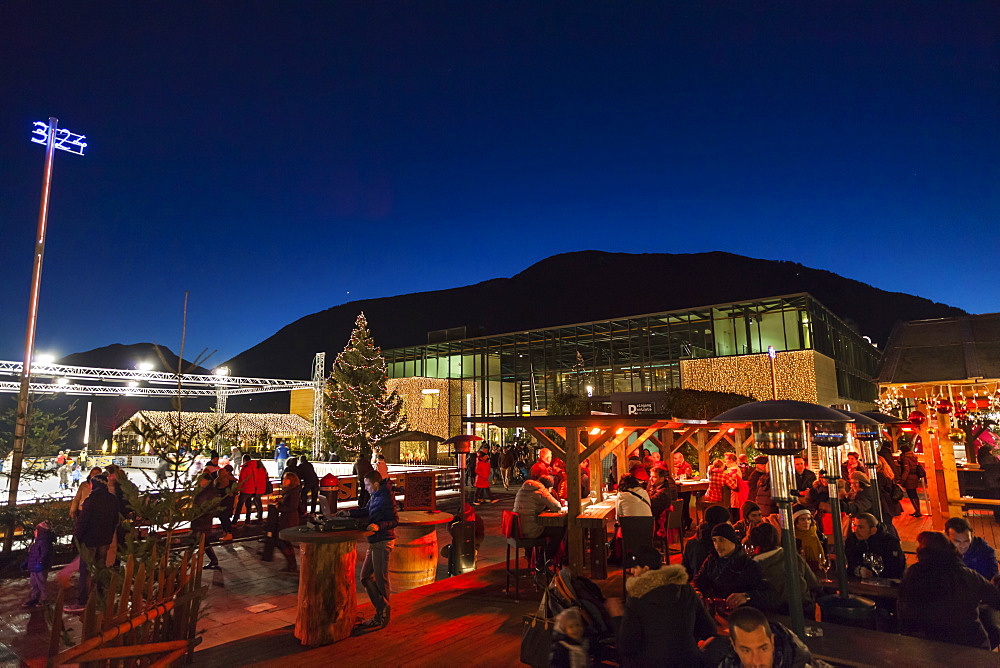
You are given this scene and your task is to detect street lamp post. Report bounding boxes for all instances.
[4,119,86,553]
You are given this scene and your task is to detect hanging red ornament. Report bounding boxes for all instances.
[935,399,953,415]
[955,406,968,420]
[908,410,926,427]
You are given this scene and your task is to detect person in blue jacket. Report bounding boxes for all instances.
[275,440,290,476]
[342,469,399,631]
[946,516,999,580]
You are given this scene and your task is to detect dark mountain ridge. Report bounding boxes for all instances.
[221,250,966,380]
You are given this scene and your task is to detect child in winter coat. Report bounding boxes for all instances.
[550,607,589,668]
[71,464,83,488]
[22,521,55,607]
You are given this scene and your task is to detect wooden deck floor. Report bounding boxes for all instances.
[193,562,555,668]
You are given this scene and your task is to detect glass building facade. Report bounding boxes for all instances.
[385,293,880,417]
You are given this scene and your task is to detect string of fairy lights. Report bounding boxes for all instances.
[876,382,1000,434]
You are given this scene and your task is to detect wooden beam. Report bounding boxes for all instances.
[580,428,616,463]
[565,427,584,574]
[525,428,566,459]
[671,426,699,452]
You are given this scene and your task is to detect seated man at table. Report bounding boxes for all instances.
[693,523,777,616]
[513,474,564,573]
[844,512,905,579]
[530,448,553,481]
[899,530,1000,649]
[340,470,399,632]
[945,516,999,581]
[648,464,678,529]
[733,502,762,545]
[719,606,815,668]
[682,504,731,578]
[618,547,716,667]
[945,516,1000,648]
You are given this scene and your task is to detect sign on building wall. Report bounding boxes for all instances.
[626,402,656,415]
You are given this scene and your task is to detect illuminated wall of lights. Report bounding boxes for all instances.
[387,377,452,439]
[679,350,831,403]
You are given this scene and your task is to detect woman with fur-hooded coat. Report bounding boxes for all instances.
[619,563,716,667]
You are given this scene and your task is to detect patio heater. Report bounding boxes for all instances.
[810,419,878,625]
[441,434,482,575]
[712,400,851,638]
[836,410,884,526]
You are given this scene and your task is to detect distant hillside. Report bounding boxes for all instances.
[47,343,214,446]
[58,342,211,375]
[222,251,967,381]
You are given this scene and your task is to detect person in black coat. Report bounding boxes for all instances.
[693,523,778,616]
[899,531,1000,649]
[844,512,905,579]
[792,455,816,500]
[619,547,716,667]
[682,504,730,578]
[296,455,320,513]
[648,464,678,529]
[66,476,120,611]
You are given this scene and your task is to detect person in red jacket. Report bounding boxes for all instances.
[233,455,265,524]
[474,450,494,503]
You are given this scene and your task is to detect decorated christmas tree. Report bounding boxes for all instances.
[325,312,407,454]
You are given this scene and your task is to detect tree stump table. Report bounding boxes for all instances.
[389,511,453,593]
[279,526,372,646]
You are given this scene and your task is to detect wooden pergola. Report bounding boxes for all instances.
[465,415,750,575]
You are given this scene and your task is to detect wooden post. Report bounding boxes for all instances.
[734,428,746,456]
[565,426,583,575]
[664,429,675,476]
[936,409,964,519]
[696,429,708,476]
[916,399,944,530]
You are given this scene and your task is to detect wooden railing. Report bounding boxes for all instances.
[47,538,207,667]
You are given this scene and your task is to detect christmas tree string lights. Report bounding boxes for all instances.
[324,312,408,454]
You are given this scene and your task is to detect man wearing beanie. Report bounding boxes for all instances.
[619,547,716,667]
[693,521,777,617]
[842,470,895,528]
[733,502,762,544]
[683,504,733,577]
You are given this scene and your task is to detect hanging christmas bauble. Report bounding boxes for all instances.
[949,428,966,442]
[908,410,926,427]
[935,399,953,415]
[955,406,969,420]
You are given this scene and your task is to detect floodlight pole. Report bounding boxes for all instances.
[4,118,84,553]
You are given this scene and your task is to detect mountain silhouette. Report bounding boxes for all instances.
[220,250,966,381]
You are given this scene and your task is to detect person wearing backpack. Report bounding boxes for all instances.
[899,443,924,518]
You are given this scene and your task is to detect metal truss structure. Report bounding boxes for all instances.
[0,360,315,398]
[311,352,326,458]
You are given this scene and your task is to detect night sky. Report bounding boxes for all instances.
[2,2,997,368]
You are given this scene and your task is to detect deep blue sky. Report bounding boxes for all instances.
[1,2,997,369]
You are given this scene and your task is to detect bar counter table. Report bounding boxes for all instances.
[279,525,372,646]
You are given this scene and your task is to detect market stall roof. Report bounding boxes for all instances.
[114,411,313,438]
[877,313,1000,385]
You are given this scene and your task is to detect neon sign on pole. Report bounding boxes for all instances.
[5,118,86,552]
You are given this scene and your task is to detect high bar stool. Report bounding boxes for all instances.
[502,510,547,601]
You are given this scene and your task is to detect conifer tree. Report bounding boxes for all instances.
[325,312,407,453]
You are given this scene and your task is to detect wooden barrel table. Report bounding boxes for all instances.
[279,526,372,646]
[388,511,453,593]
